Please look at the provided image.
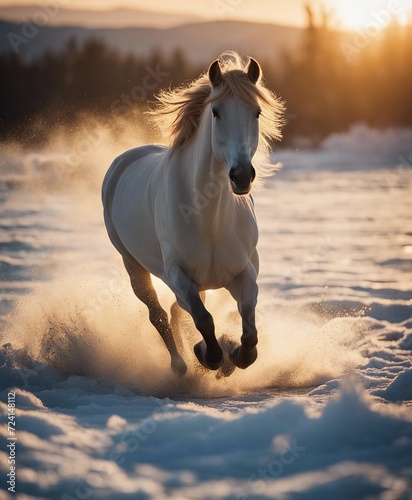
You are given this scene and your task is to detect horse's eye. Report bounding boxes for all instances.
[256,109,262,119]
[212,108,220,119]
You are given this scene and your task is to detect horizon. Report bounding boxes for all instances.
[0,0,411,31]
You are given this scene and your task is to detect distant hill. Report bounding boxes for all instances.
[0,18,303,65]
[0,5,204,29]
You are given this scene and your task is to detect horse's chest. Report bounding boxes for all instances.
[184,230,257,288]
[159,196,258,288]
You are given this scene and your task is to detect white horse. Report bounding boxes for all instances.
[102,52,284,376]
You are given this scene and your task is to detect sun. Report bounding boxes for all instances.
[332,0,410,31]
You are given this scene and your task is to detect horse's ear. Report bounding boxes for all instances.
[209,60,223,87]
[247,57,261,84]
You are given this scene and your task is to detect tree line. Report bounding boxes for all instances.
[0,7,410,146]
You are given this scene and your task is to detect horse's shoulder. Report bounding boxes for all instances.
[103,145,166,211]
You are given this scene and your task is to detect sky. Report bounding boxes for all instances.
[0,0,411,30]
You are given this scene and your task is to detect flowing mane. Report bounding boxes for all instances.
[150,51,285,180]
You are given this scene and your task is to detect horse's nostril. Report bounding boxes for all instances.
[229,165,255,188]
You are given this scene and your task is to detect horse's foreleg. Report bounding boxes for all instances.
[123,257,187,376]
[227,262,258,369]
[166,266,223,370]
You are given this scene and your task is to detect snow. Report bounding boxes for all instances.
[0,124,411,499]
[374,370,412,403]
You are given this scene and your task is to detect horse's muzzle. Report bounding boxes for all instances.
[229,164,256,195]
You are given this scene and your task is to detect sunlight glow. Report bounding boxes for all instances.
[332,0,410,30]
[0,0,411,31]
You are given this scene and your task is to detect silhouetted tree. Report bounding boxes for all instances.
[0,11,410,145]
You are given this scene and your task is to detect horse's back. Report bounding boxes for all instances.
[102,144,166,272]
[102,145,164,213]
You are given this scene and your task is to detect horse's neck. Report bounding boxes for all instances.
[189,109,235,205]
[182,107,234,225]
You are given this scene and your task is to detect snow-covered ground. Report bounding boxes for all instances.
[0,125,411,499]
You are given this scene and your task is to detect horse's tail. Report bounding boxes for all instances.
[102,145,163,264]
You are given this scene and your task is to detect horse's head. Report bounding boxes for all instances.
[208,58,262,195]
[151,51,284,188]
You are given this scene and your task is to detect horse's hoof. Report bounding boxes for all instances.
[171,356,187,377]
[229,346,257,369]
[194,341,224,371]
